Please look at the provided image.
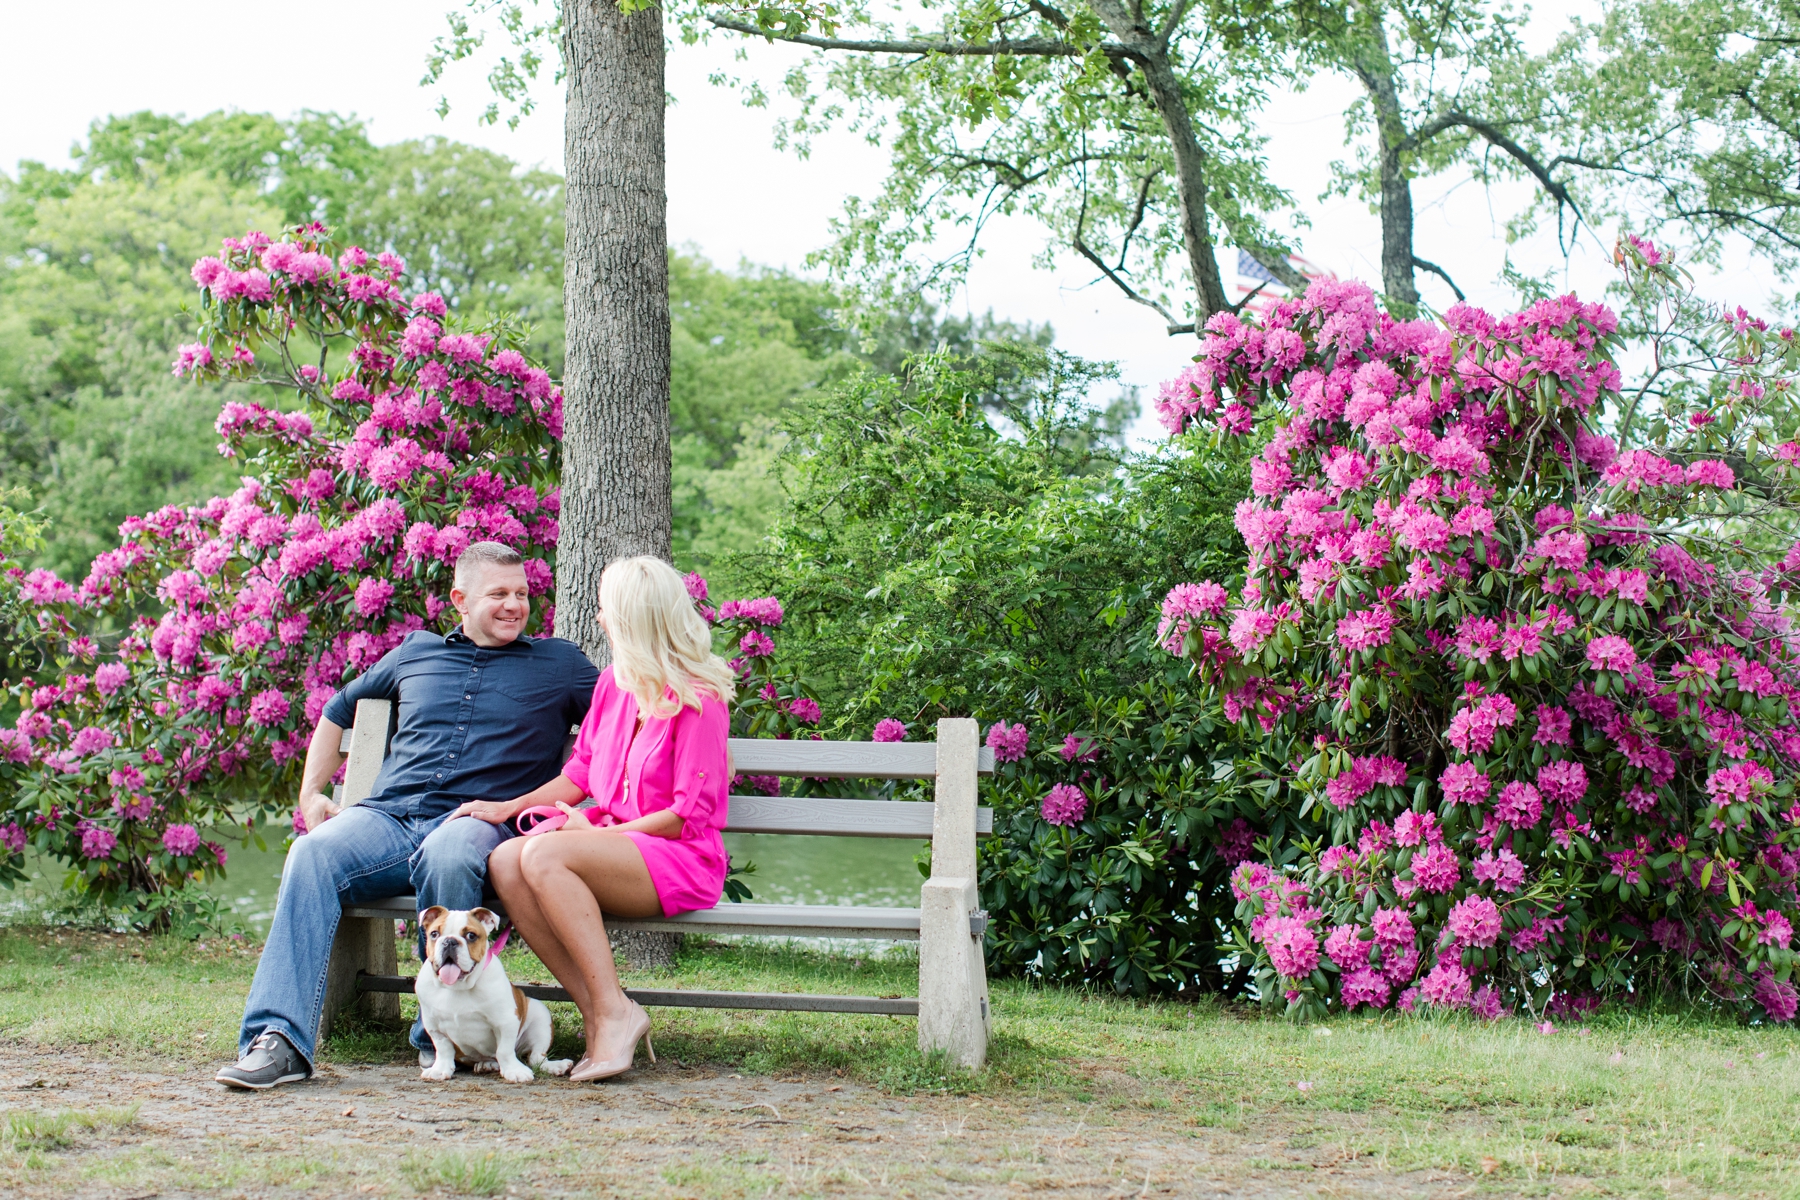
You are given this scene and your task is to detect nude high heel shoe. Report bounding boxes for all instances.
[568,1001,655,1082]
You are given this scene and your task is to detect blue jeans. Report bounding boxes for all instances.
[237,807,515,1069]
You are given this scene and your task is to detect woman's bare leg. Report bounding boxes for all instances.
[489,838,593,1016]
[516,831,662,1063]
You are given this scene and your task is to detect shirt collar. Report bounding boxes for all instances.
[444,626,533,651]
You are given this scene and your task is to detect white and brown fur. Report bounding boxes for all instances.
[415,906,572,1082]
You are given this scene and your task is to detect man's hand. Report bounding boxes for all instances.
[450,797,528,825]
[298,791,340,832]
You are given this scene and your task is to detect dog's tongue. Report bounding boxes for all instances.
[437,963,463,986]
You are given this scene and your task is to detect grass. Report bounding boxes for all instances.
[3,924,1800,1195]
[2,1105,139,1152]
[400,1149,519,1195]
[0,1104,139,1172]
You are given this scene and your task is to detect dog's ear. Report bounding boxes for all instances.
[469,907,502,936]
[418,905,448,932]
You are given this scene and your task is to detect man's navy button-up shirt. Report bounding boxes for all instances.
[321,628,600,819]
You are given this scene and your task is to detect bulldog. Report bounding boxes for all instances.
[415,906,572,1082]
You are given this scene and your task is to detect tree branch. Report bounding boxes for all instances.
[1156,0,1193,49]
[1411,255,1466,301]
[1409,110,1584,222]
[707,17,1130,60]
[1117,169,1160,263]
[1073,228,1183,331]
[1227,279,1270,316]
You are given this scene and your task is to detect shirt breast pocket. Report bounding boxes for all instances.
[489,676,567,715]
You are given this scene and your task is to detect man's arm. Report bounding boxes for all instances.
[304,635,412,829]
[296,718,347,831]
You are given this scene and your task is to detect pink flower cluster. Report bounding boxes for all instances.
[986,722,1029,763]
[1040,784,1087,827]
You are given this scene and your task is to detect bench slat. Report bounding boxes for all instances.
[729,738,997,779]
[725,795,993,838]
[355,974,920,1015]
[345,896,987,940]
[336,728,996,781]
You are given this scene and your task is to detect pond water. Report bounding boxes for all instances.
[9,824,929,934]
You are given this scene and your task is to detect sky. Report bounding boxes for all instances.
[0,0,1774,440]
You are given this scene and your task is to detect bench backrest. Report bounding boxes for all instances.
[336,700,995,860]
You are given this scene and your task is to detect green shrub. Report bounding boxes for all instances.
[740,346,1253,993]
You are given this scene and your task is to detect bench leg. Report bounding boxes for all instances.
[918,876,990,1070]
[319,915,401,1044]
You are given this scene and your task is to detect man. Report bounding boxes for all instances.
[216,541,599,1090]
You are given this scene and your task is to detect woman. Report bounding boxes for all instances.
[451,555,734,1081]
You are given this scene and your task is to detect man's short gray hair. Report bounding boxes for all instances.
[453,541,524,591]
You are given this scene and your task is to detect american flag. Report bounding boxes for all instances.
[1235,248,1334,313]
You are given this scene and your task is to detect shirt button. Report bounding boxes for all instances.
[465,694,471,700]
[449,754,456,759]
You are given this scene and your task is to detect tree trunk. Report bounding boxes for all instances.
[560,0,674,654]
[1088,0,1229,323]
[562,0,680,972]
[1349,16,1420,314]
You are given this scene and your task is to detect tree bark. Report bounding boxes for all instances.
[1088,0,1230,323]
[561,0,679,972]
[560,0,674,659]
[1348,15,1420,314]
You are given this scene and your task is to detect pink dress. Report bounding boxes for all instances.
[560,667,731,917]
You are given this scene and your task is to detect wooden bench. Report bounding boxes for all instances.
[319,698,996,1067]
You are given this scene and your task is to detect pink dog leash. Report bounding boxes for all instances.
[473,804,575,966]
[515,805,570,835]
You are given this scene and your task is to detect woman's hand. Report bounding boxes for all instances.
[451,797,529,824]
[554,801,596,831]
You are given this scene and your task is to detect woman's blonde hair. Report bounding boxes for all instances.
[600,556,737,717]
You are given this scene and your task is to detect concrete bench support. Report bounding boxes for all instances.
[314,698,402,1044]
[918,718,990,1068]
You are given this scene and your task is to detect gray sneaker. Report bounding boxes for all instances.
[216,1031,309,1090]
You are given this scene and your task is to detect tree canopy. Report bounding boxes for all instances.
[434,0,1800,331]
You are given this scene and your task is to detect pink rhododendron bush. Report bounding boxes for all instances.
[0,224,808,913]
[1157,241,1800,1023]
[0,224,561,903]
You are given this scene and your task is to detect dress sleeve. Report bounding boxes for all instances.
[560,671,610,798]
[667,693,730,826]
[320,635,410,728]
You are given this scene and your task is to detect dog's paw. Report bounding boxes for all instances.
[420,1064,455,1082]
[499,1062,536,1083]
[471,1059,500,1075]
[540,1058,574,1077]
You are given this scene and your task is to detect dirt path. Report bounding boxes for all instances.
[0,1044,1496,1198]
